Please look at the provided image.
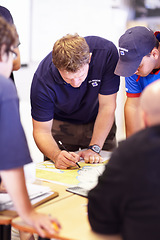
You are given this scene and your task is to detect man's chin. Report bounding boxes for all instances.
[136,73,148,77]
[71,84,81,88]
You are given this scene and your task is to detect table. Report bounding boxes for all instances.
[11,153,122,240]
[12,193,122,240]
[0,180,74,240]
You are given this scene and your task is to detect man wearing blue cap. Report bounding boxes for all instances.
[114,26,160,137]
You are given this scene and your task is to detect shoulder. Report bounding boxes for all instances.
[35,52,54,76]
[126,74,140,82]
[85,36,117,51]
[125,75,142,96]
[0,75,17,101]
[111,126,160,165]
[33,52,58,81]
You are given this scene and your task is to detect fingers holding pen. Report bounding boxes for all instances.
[54,150,80,169]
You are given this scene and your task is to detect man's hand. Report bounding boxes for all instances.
[24,210,61,238]
[54,150,80,169]
[78,149,103,164]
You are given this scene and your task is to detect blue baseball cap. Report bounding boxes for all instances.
[114,26,157,77]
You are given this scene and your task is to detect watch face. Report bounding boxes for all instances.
[92,145,100,153]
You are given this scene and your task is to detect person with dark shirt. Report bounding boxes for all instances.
[0,16,60,237]
[88,79,160,240]
[31,33,120,169]
[0,5,20,194]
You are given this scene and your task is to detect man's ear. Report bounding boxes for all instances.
[89,53,92,63]
[151,48,159,60]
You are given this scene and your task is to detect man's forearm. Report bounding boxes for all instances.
[89,110,115,149]
[124,97,141,137]
[124,103,141,137]
[33,131,61,162]
[1,168,33,220]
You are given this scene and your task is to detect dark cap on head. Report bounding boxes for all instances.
[114,26,157,77]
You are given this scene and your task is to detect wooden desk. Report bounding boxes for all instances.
[33,180,74,207]
[12,194,122,240]
[0,180,73,217]
[0,180,73,240]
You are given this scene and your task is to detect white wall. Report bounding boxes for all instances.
[1,0,129,63]
[31,0,128,62]
[1,0,31,64]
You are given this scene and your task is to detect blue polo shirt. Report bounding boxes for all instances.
[0,75,32,170]
[31,36,120,124]
[126,70,160,97]
[125,31,160,98]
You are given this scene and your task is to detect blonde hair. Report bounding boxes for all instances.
[52,33,90,72]
[0,16,19,58]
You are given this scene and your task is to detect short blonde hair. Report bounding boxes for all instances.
[52,33,90,72]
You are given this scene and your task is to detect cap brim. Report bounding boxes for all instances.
[114,58,142,77]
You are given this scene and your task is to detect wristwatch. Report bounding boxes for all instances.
[88,144,101,154]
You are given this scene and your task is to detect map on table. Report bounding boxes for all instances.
[36,150,111,188]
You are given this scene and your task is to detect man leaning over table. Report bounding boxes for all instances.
[88,79,160,240]
[30,33,120,169]
[114,26,160,137]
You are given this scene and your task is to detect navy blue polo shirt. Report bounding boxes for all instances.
[0,75,32,170]
[31,36,120,124]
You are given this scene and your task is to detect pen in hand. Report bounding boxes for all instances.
[58,141,81,168]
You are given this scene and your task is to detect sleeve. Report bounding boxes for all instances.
[30,73,55,122]
[88,146,128,234]
[100,42,120,95]
[0,83,32,170]
[125,75,142,97]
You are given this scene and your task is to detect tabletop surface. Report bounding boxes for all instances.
[2,152,122,240]
[12,193,122,240]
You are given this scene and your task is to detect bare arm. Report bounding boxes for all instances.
[79,93,117,163]
[124,97,141,137]
[32,119,80,169]
[1,168,61,237]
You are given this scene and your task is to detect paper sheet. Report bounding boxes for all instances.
[0,183,52,211]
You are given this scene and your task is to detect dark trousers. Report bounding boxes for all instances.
[52,119,117,151]
[44,119,117,160]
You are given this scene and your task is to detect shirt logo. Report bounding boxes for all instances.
[92,82,98,87]
[88,79,101,87]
